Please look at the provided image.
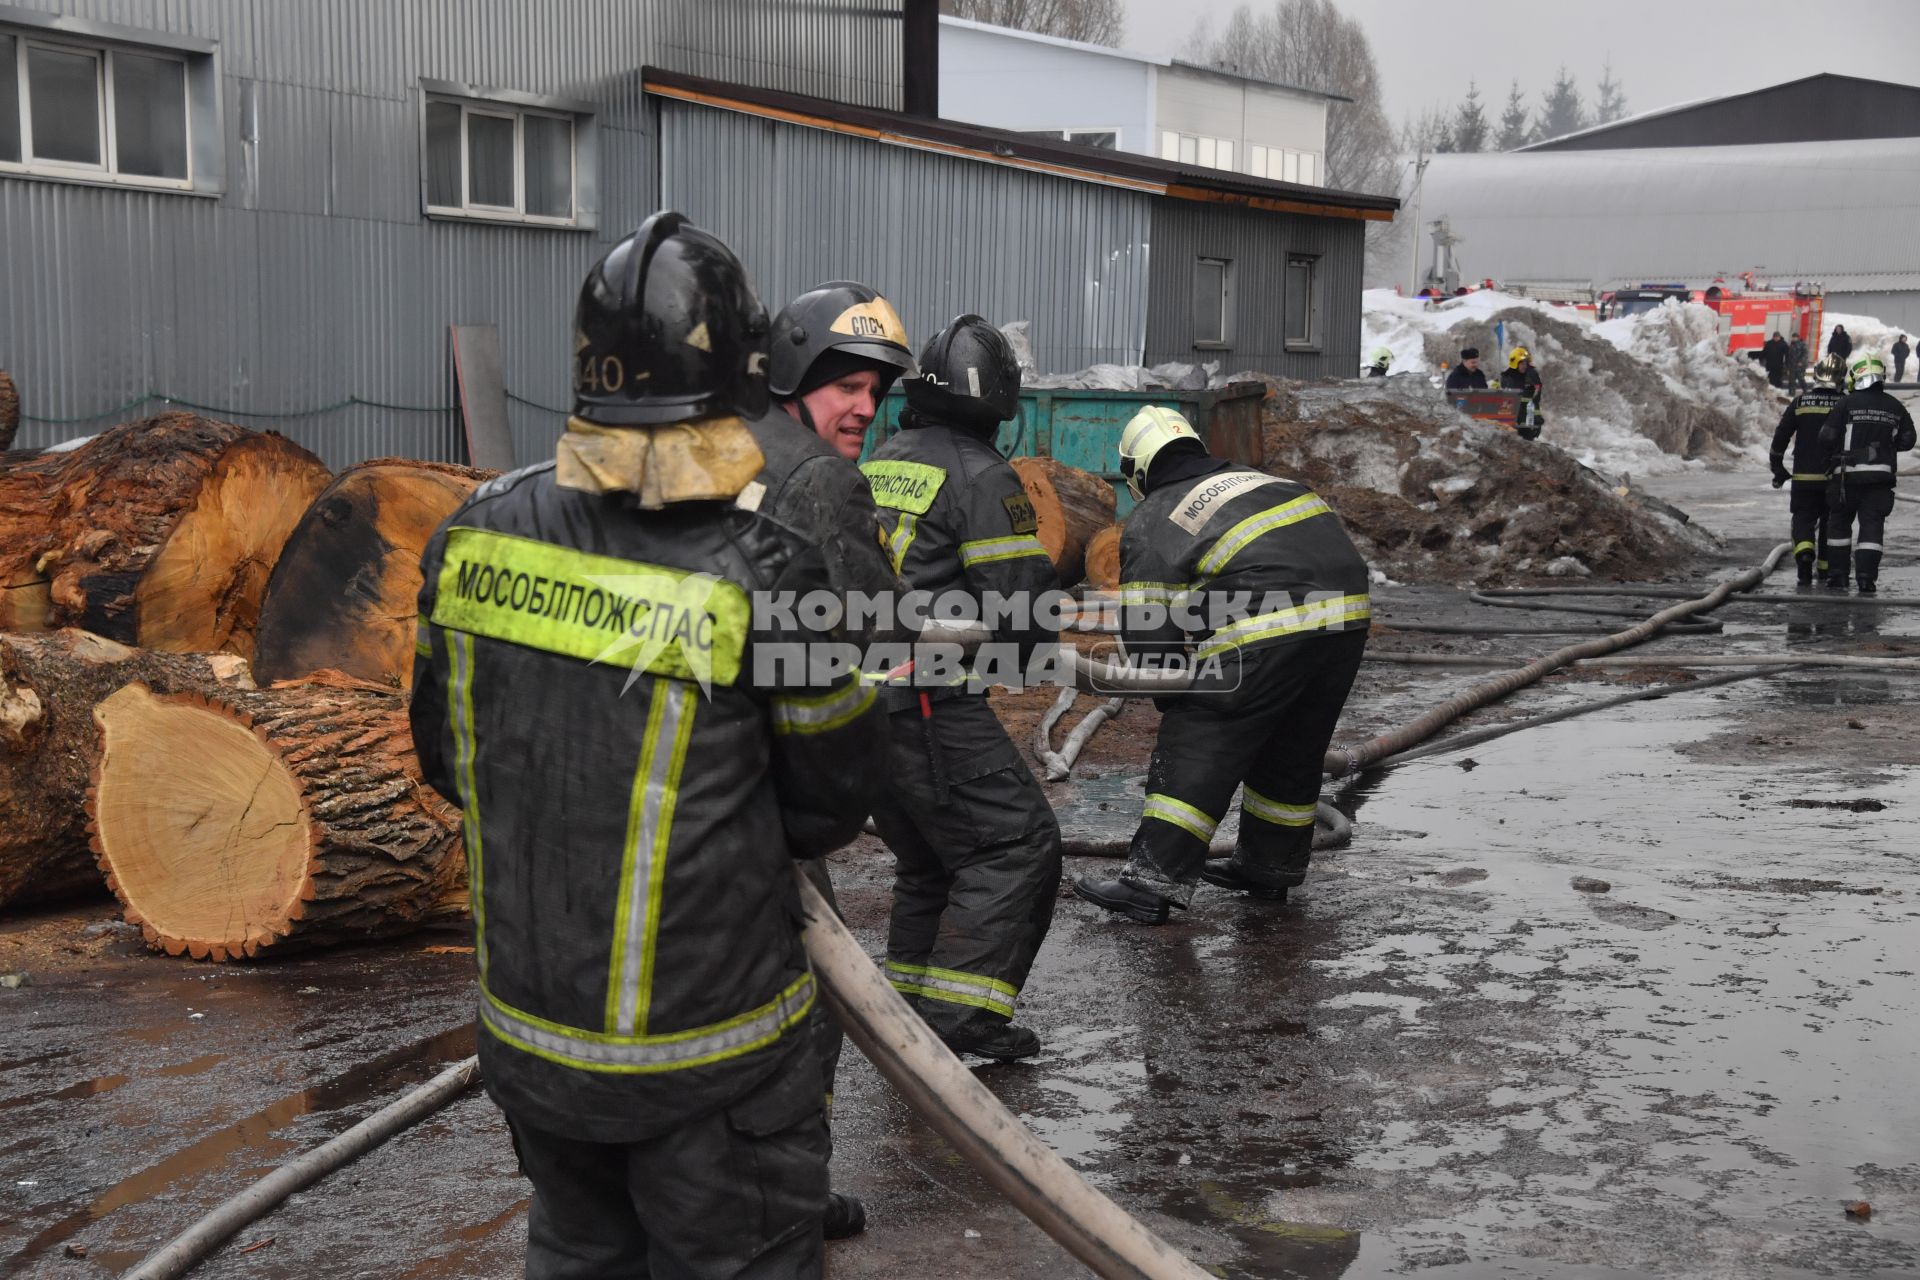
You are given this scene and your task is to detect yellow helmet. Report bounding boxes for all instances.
[1119,406,1200,501]
[1508,346,1532,369]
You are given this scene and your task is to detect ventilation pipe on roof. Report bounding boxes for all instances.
[903,0,939,118]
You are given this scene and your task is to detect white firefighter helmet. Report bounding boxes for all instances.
[1119,406,1201,502]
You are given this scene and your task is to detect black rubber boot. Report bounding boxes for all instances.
[1857,578,1877,595]
[1199,859,1290,901]
[1796,557,1814,585]
[1072,874,1173,924]
[823,1191,867,1240]
[940,1016,1041,1062]
[1823,576,1849,591]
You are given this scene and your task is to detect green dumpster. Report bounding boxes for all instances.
[860,382,1270,516]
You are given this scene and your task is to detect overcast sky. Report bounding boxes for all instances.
[1122,0,1920,128]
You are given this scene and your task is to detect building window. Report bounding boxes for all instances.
[424,93,580,224]
[1285,254,1320,349]
[1247,144,1322,187]
[1195,257,1233,348]
[0,29,192,186]
[1161,130,1237,173]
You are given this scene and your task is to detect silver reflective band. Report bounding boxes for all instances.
[1243,788,1317,828]
[1857,542,1884,552]
[615,683,693,1036]
[1847,463,1894,472]
[482,974,814,1071]
[1829,537,1853,546]
[771,681,875,734]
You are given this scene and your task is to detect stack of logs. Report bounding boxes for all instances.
[1,411,1126,960]
[1,414,484,959]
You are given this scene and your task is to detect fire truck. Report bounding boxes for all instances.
[1597,275,1824,356]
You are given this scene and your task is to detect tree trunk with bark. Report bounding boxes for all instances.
[0,630,252,912]
[1008,457,1118,586]
[253,459,493,690]
[89,673,466,960]
[0,371,18,451]
[0,413,331,658]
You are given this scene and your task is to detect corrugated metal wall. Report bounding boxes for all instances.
[0,0,897,465]
[1143,199,1366,379]
[658,101,1153,374]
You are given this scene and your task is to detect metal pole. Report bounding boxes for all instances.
[1405,153,1428,295]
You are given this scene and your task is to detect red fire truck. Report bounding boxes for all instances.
[1598,276,1824,356]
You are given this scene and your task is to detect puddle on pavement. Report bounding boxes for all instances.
[0,1073,130,1114]
[8,1023,475,1270]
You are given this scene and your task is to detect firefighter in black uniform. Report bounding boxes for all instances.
[1817,354,1917,594]
[860,315,1064,1062]
[1500,346,1545,439]
[1074,407,1371,923]
[749,280,917,1240]
[410,212,884,1279]
[1769,353,1847,585]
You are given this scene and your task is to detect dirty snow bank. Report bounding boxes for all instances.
[1364,290,1780,477]
[1259,376,1716,586]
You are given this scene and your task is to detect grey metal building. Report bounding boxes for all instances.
[1,1,1392,467]
[1523,74,1920,152]
[1417,137,1920,333]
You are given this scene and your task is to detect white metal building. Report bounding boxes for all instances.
[937,16,1336,187]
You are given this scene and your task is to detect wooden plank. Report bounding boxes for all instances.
[450,325,516,472]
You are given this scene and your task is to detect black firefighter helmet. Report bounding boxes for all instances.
[904,314,1020,428]
[768,281,917,400]
[571,210,770,426]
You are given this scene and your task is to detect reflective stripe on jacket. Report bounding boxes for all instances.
[1119,461,1372,660]
[410,460,882,1142]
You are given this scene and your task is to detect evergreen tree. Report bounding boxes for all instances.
[1595,59,1628,124]
[1495,79,1531,150]
[1452,81,1489,153]
[1532,66,1588,143]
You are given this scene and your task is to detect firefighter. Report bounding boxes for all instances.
[1500,346,1545,439]
[768,281,917,464]
[1445,347,1487,390]
[754,280,918,1241]
[1817,354,1917,594]
[1072,408,1371,924]
[410,212,884,1278]
[1827,324,1853,365]
[860,315,1064,1062]
[757,281,916,641]
[1769,353,1847,585]
[1365,347,1392,377]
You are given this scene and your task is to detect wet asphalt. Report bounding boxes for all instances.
[2,470,1916,1279]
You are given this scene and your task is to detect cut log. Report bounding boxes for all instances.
[89,678,465,960]
[0,413,331,658]
[253,459,494,690]
[1083,524,1124,592]
[0,630,253,913]
[0,371,18,451]
[1009,457,1118,586]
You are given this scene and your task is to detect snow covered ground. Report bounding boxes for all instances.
[1362,290,1794,479]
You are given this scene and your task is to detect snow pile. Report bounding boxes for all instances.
[1363,290,1776,477]
[1260,377,1715,586]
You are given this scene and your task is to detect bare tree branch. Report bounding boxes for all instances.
[941,0,1124,46]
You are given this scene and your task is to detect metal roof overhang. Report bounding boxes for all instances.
[641,67,1399,223]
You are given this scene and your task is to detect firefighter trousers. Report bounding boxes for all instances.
[1788,485,1831,576]
[870,693,1062,1035]
[508,1063,828,1280]
[1825,485,1896,587]
[1122,630,1367,908]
